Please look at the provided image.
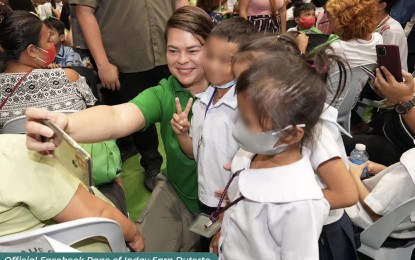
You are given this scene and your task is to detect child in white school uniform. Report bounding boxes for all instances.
[228,35,360,260]
[218,52,330,260]
[170,17,257,252]
[347,148,415,244]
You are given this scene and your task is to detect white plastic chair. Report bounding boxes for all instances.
[2,110,77,134]
[327,63,377,133]
[0,218,129,252]
[358,197,415,260]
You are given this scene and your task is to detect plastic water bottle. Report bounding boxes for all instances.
[350,144,371,179]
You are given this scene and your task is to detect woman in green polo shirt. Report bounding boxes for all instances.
[25,6,214,252]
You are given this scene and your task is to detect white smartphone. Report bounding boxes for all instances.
[42,119,93,187]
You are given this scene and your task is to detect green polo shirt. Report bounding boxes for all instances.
[130,76,200,214]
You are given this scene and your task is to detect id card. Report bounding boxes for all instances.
[189,213,221,238]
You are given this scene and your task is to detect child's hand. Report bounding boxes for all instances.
[367,161,387,174]
[48,63,61,69]
[296,33,309,55]
[171,97,193,135]
[349,161,369,179]
[210,230,221,255]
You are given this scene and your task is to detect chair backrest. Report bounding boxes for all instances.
[2,110,77,134]
[327,63,377,117]
[0,217,129,252]
[360,196,415,249]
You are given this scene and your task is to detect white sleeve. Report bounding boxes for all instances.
[309,121,343,170]
[269,200,328,260]
[381,30,408,71]
[364,165,415,215]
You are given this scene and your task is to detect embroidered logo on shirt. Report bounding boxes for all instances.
[380,25,391,35]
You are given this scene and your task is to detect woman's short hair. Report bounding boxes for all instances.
[164,6,214,44]
[326,0,377,41]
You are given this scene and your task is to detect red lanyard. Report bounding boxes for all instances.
[0,70,32,110]
[207,170,245,226]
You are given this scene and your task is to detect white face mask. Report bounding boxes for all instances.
[232,120,305,155]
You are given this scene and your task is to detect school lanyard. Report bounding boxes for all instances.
[196,88,218,162]
[204,88,218,118]
[205,169,245,228]
[0,70,32,110]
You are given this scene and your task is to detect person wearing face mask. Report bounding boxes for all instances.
[170,17,258,252]
[0,10,96,131]
[288,2,321,33]
[218,52,330,260]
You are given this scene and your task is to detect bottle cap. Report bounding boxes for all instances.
[355,144,366,151]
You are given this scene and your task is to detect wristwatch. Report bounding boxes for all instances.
[395,98,415,114]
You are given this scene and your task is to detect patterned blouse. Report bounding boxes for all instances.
[0,68,96,131]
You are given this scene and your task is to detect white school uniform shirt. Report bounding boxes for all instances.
[376,17,408,71]
[310,104,352,224]
[220,148,329,260]
[330,33,383,68]
[229,104,350,225]
[190,85,239,207]
[346,148,415,239]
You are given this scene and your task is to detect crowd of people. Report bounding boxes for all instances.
[0,0,415,259]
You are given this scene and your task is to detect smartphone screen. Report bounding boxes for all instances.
[42,120,93,187]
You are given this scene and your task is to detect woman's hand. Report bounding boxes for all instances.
[373,67,414,104]
[170,97,192,135]
[25,107,68,152]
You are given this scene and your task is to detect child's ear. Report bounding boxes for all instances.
[377,1,387,11]
[279,127,305,145]
[294,17,300,24]
[59,34,65,42]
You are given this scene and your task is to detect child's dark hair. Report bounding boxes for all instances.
[293,2,316,18]
[0,10,43,61]
[209,17,258,44]
[313,0,327,8]
[43,16,65,35]
[233,34,348,106]
[379,0,397,14]
[236,51,326,143]
[8,0,36,13]
[197,0,220,13]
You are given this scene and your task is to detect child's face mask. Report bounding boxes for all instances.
[299,16,316,29]
[232,120,305,155]
[34,45,57,66]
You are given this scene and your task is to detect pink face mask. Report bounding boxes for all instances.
[299,16,316,29]
[34,45,57,66]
